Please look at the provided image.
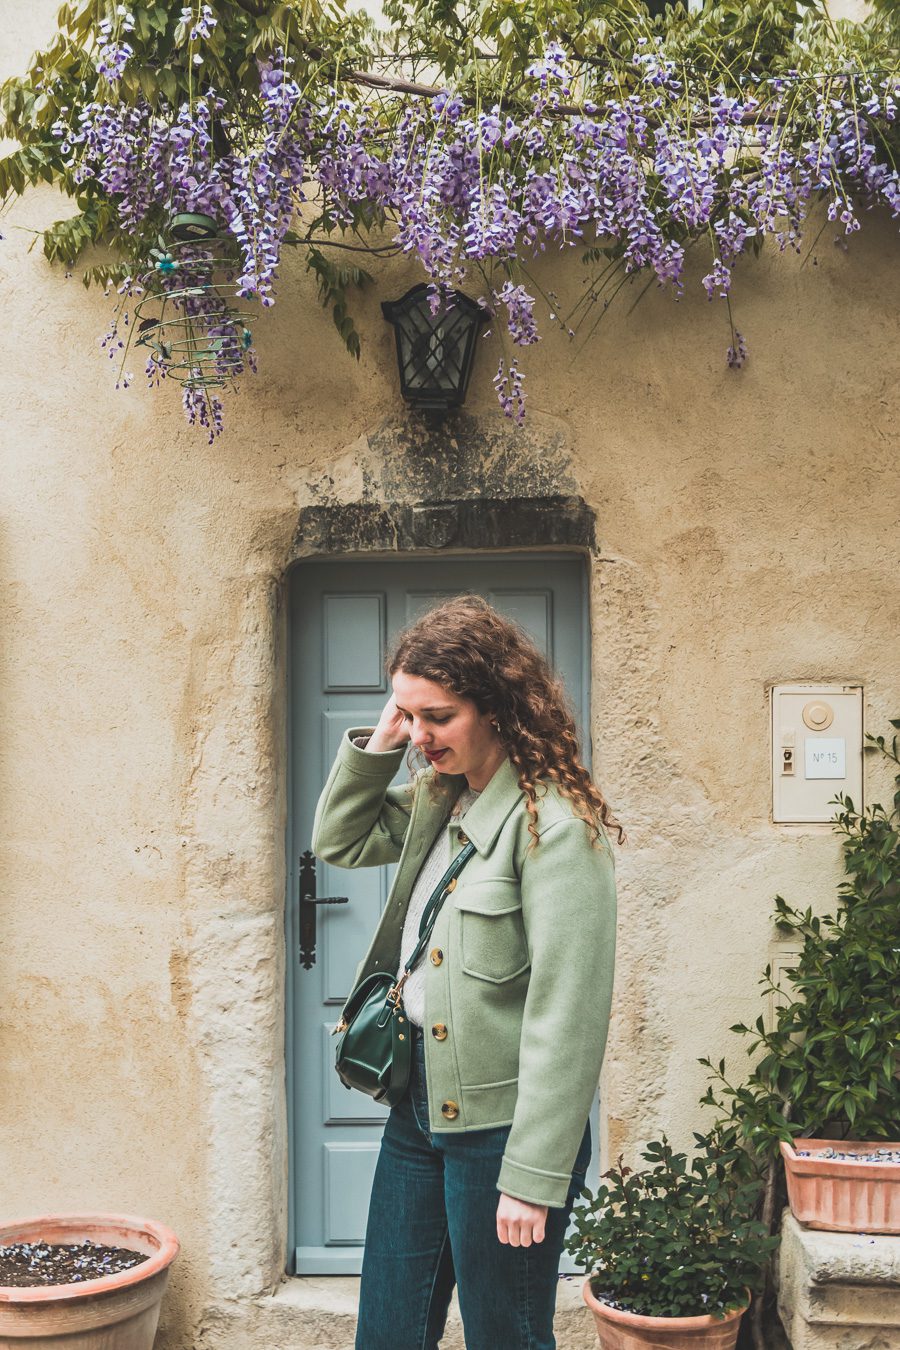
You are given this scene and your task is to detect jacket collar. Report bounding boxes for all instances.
[441,757,524,855]
[408,772,464,863]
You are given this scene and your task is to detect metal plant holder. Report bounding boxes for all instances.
[134,213,253,391]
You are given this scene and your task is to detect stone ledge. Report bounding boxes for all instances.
[776,1208,900,1350]
[199,1274,597,1350]
[292,495,596,558]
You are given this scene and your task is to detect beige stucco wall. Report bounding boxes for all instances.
[1,3,898,1347]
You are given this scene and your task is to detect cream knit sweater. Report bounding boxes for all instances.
[396,783,480,1025]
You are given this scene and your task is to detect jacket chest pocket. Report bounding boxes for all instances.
[453,879,530,984]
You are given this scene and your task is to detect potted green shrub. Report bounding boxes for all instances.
[567,1133,776,1348]
[703,721,900,1236]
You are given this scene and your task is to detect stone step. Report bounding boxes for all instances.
[776,1207,900,1350]
[201,1276,599,1349]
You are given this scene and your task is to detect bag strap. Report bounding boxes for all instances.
[405,839,476,974]
[384,840,476,1016]
[412,837,477,966]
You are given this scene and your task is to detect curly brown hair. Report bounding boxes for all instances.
[387,594,623,848]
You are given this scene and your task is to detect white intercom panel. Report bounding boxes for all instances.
[771,684,863,824]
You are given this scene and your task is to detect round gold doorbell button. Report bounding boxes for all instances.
[802,701,834,731]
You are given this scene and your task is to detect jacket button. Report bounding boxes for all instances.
[441,1101,459,1119]
[432,1023,448,1040]
[457,830,469,844]
[429,948,443,966]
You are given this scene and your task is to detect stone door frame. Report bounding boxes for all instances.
[188,490,600,1342]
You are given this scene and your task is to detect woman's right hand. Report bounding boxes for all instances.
[366,693,411,753]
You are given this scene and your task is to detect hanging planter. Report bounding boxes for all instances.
[0,1212,179,1350]
[780,1139,900,1234]
[134,213,255,439]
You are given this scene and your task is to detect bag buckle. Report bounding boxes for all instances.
[331,1017,348,1036]
[386,974,407,1009]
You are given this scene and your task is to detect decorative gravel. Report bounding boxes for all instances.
[795,1147,900,1163]
[0,1240,149,1287]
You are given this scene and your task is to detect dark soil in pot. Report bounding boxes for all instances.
[0,1240,149,1286]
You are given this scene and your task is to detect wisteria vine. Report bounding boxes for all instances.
[5,2,900,433]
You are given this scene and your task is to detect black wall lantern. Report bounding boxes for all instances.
[382,284,488,415]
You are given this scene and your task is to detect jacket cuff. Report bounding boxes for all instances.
[337,727,407,778]
[496,1156,573,1210]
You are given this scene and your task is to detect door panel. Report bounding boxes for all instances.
[322,594,387,692]
[488,588,552,654]
[406,590,460,622]
[287,556,591,1274]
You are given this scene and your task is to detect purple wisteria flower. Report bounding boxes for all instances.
[525,43,573,102]
[493,357,526,425]
[182,382,224,442]
[702,258,731,300]
[180,5,217,42]
[726,331,748,368]
[494,282,539,346]
[96,10,135,83]
[50,27,900,432]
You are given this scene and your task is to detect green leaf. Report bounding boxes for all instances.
[157,69,179,103]
[137,68,159,103]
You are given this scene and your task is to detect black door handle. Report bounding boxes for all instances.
[298,849,349,970]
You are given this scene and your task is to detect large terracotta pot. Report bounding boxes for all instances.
[780,1138,900,1234]
[0,1213,179,1350]
[582,1277,749,1349]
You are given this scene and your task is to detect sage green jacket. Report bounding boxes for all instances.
[311,729,617,1209]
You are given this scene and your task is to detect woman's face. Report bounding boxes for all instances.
[391,670,504,790]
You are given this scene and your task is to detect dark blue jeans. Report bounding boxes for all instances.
[355,1025,591,1350]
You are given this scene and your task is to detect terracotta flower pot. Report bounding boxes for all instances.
[0,1213,179,1350]
[582,1277,749,1349]
[780,1138,900,1234]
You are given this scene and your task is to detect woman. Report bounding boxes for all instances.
[312,595,619,1350]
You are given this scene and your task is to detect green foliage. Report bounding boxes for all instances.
[701,722,900,1157]
[2,0,897,273]
[41,208,105,265]
[570,723,900,1322]
[81,261,134,290]
[0,0,896,378]
[566,1131,778,1319]
[665,1,817,79]
[379,0,849,93]
[0,0,376,269]
[304,247,373,359]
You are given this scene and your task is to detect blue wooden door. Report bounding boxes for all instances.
[287,555,591,1274]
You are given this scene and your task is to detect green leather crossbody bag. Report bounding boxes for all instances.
[333,841,476,1107]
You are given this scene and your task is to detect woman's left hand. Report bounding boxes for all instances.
[496,1193,548,1246]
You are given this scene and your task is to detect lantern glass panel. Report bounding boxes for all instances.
[383,286,486,411]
